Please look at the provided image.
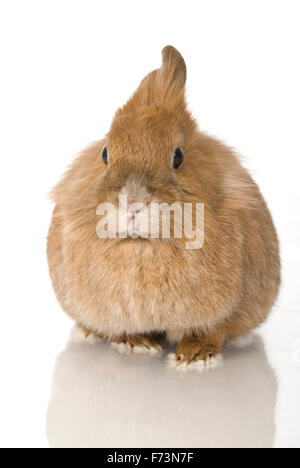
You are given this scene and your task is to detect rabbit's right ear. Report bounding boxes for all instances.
[123,46,187,111]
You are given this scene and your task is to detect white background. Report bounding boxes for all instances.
[0,0,299,448]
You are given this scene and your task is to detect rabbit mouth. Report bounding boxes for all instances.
[96,194,205,250]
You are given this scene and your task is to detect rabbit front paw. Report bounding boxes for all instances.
[168,338,223,372]
[110,334,162,356]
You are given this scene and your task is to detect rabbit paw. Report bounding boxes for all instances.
[110,334,162,356]
[168,341,223,372]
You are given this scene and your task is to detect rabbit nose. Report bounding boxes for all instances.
[121,177,150,205]
[128,207,141,220]
[129,207,141,215]
[128,211,135,222]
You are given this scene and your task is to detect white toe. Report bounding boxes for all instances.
[168,353,223,372]
[206,354,223,370]
[133,344,162,355]
[111,341,162,356]
[132,346,149,354]
[111,342,130,354]
[149,345,162,355]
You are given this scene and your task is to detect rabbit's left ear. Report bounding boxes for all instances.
[157,45,187,104]
[124,46,187,110]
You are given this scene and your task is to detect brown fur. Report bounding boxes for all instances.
[47,46,280,365]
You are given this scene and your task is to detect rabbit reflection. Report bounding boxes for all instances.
[47,333,277,448]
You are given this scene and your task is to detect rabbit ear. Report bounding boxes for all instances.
[159,45,187,102]
[123,46,187,110]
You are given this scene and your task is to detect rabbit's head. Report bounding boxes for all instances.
[95,46,208,241]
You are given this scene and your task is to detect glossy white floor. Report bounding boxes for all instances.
[45,248,300,449]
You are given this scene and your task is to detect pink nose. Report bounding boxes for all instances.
[128,208,141,221]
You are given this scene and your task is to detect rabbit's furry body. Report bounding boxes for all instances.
[48,47,280,369]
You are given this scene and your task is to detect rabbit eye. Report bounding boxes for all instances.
[173,147,184,169]
[102,146,108,166]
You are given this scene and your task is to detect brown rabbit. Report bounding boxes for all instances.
[47,46,280,371]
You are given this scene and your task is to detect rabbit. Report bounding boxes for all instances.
[47,45,281,371]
